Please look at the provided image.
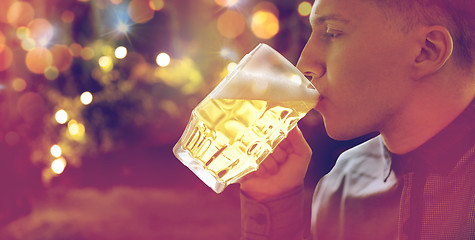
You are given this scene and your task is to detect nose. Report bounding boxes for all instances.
[296,37,326,83]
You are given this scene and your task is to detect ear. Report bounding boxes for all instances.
[413,25,454,78]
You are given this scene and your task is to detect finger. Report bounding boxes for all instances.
[255,165,270,177]
[261,155,279,174]
[271,146,288,165]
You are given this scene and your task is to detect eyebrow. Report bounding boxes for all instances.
[310,13,350,26]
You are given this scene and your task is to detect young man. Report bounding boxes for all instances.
[240,0,475,239]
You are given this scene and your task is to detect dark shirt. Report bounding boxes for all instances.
[241,99,475,240]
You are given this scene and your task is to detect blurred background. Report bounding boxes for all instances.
[0,0,372,239]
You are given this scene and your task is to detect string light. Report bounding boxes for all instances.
[50,144,62,158]
[80,91,93,105]
[55,109,68,124]
[51,157,66,175]
[156,52,170,67]
[98,56,113,72]
[115,46,127,59]
[117,22,129,33]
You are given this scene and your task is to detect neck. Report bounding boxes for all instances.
[381,72,475,154]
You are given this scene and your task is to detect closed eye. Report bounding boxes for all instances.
[321,27,343,40]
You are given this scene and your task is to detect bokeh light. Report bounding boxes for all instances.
[99,56,114,72]
[20,38,36,51]
[217,10,245,39]
[25,47,53,74]
[0,31,5,52]
[117,22,129,34]
[0,46,13,72]
[68,120,85,139]
[51,44,73,72]
[219,47,238,60]
[0,0,15,24]
[156,52,170,67]
[7,1,34,27]
[227,62,237,72]
[298,1,312,17]
[55,109,68,124]
[28,18,54,47]
[115,46,127,59]
[51,157,66,175]
[16,26,30,40]
[44,66,59,80]
[69,43,82,57]
[50,144,62,158]
[11,78,27,92]
[81,46,95,60]
[149,0,165,11]
[215,0,239,7]
[251,10,279,39]
[129,0,154,24]
[80,91,93,105]
[61,10,75,23]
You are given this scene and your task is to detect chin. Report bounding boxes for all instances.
[323,121,364,141]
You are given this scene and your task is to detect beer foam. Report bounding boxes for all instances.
[210,71,318,102]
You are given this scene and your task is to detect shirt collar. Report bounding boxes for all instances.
[389,98,475,175]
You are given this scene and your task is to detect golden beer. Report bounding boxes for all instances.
[174,97,315,192]
[173,43,318,193]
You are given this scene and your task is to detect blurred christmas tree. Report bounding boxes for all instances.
[0,0,312,185]
[0,0,314,224]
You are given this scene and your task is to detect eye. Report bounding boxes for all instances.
[321,26,343,40]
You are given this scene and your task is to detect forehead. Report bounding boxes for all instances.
[310,0,378,25]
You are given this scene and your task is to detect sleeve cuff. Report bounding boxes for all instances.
[240,185,307,240]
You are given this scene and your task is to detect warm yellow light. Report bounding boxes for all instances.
[68,121,79,135]
[16,26,30,40]
[80,91,93,105]
[44,66,59,80]
[25,47,53,74]
[217,10,245,39]
[50,144,62,158]
[7,1,34,27]
[251,10,279,39]
[51,157,66,175]
[55,109,68,124]
[156,52,170,67]
[149,0,164,11]
[227,62,237,72]
[98,56,113,72]
[298,1,312,17]
[20,38,36,51]
[11,78,27,92]
[68,120,85,138]
[115,46,127,59]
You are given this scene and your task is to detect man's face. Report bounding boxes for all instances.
[297,0,417,140]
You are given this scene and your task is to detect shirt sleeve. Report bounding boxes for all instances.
[240,185,312,240]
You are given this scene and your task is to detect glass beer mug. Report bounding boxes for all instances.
[173,43,318,193]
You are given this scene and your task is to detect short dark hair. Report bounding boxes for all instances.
[368,0,475,70]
